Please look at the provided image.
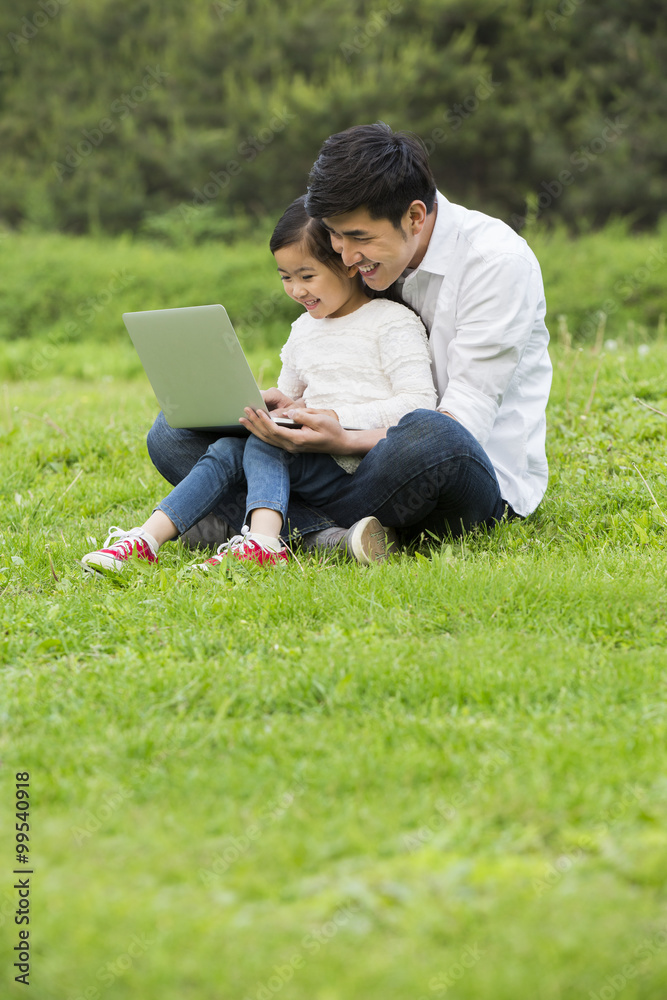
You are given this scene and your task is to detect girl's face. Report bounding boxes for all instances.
[274,242,369,320]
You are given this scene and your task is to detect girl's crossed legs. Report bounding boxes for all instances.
[81,431,349,572]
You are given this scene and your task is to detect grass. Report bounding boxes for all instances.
[2,325,667,999]
[0,217,666,383]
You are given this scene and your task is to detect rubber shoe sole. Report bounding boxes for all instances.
[344,516,397,564]
[80,534,158,575]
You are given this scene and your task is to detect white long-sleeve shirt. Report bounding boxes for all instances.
[277,297,437,471]
[398,191,553,516]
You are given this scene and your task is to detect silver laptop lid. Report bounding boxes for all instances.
[122,304,268,431]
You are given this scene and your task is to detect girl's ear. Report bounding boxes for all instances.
[344,263,359,278]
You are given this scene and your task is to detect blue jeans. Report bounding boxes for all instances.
[147,409,513,541]
[149,413,348,536]
[243,436,351,527]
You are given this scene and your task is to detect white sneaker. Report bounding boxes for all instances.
[344,516,397,563]
[303,516,397,564]
[81,526,159,574]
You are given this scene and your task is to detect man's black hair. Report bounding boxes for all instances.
[305,122,437,229]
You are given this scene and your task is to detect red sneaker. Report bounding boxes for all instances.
[81,527,158,575]
[196,530,288,570]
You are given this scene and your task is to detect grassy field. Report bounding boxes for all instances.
[2,232,667,998]
[0,218,666,382]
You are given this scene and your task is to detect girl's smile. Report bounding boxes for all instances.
[274,242,370,319]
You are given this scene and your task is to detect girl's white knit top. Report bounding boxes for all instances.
[277,298,437,472]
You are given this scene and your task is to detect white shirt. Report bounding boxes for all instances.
[278,298,437,472]
[398,191,552,515]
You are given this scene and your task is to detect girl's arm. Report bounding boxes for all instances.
[276,366,307,403]
[276,329,308,403]
[261,387,305,412]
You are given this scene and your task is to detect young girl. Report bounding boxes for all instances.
[81,197,436,574]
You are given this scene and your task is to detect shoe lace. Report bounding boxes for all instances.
[205,525,268,566]
[102,526,147,553]
[214,525,253,557]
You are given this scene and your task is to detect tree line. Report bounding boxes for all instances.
[0,0,664,238]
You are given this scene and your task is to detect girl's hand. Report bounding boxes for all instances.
[261,388,303,414]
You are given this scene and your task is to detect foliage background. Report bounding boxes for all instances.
[0,0,666,238]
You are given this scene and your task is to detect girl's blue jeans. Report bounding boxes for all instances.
[147,409,514,541]
[152,427,350,537]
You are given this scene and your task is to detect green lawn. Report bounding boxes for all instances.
[2,334,667,999]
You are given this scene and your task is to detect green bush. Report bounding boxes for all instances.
[0,230,301,380]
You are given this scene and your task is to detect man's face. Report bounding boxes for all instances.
[321,204,424,290]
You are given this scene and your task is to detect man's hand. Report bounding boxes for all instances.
[240,406,349,454]
[240,407,388,456]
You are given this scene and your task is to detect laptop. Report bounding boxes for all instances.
[122,304,299,435]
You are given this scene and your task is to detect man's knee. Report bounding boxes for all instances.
[397,409,461,433]
[146,412,167,462]
[398,408,441,430]
[146,411,185,478]
[389,409,476,458]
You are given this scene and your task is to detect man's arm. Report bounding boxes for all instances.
[435,252,542,447]
[240,406,460,454]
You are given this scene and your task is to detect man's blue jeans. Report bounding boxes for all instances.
[147,409,512,541]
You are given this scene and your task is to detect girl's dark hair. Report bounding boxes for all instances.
[269,195,348,276]
[306,122,436,229]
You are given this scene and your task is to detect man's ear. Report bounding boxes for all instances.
[406,200,428,236]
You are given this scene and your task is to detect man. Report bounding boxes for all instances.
[149,122,552,560]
